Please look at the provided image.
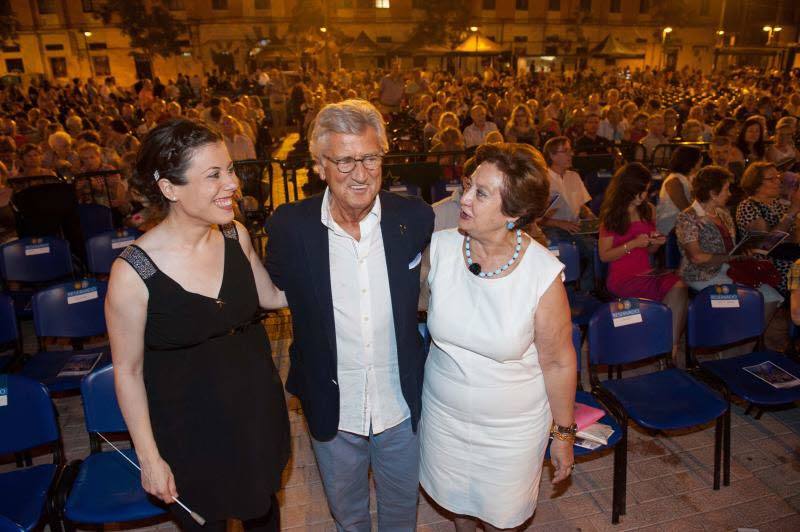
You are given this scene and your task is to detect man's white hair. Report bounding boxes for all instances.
[309,99,389,161]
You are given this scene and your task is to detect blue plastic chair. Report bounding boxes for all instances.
[18,280,110,393]
[77,204,115,241]
[0,237,73,318]
[0,375,63,531]
[61,364,167,527]
[545,323,625,523]
[550,241,603,326]
[0,294,21,373]
[85,229,142,275]
[588,298,729,521]
[689,285,800,425]
[0,238,73,283]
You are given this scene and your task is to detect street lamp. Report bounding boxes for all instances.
[469,26,479,73]
[81,31,95,78]
[763,25,782,45]
[659,27,672,70]
[320,27,330,72]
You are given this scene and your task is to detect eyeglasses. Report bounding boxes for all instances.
[323,154,383,173]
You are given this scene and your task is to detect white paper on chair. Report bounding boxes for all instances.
[24,244,50,256]
[56,353,102,378]
[574,437,602,450]
[709,284,739,308]
[67,287,99,305]
[743,361,800,389]
[577,422,615,445]
[611,300,642,327]
[0,374,7,407]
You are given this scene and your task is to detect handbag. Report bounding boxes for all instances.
[727,257,782,289]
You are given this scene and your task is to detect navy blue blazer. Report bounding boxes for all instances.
[265,191,434,441]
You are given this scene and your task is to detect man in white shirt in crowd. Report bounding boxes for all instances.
[598,105,627,143]
[462,104,498,149]
[540,136,597,290]
[640,113,668,164]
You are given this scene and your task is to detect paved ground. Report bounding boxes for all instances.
[4,135,800,530]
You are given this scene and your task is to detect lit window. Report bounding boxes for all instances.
[375,0,390,8]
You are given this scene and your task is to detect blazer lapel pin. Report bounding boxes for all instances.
[399,224,407,235]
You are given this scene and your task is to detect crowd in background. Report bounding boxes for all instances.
[1,64,800,309]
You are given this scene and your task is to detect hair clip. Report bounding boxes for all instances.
[153,169,160,181]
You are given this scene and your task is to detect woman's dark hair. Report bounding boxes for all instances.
[735,116,765,159]
[473,142,550,229]
[131,119,222,209]
[692,165,733,202]
[740,161,777,197]
[668,145,703,175]
[599,162,653,235]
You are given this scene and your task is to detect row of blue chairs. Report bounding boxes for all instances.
[1,229,141,285]
[0,280,110,393]
[1,366,167,531]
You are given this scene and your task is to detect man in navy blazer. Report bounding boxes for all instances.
[266,99,434,531]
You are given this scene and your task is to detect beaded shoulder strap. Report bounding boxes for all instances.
[118,245,157,280]
[220,222,239,241]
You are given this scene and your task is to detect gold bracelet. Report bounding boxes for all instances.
[551,421,578,442]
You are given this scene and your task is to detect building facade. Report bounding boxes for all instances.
[0,1,796,86]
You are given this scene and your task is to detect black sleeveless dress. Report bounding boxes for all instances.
[117,223,290,521]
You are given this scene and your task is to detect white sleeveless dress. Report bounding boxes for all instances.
[419,229,565,529]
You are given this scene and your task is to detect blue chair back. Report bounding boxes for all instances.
[81,364,127,434]
[78,204,115,240]
[0,293,18,344]
[588,298,673,365]
[665,230,681,269]
[550,241,580,283]
[0,237,72,283]
[86,229,141,274]
[0,375,59,455]
[687,284,764,349]
[32,280,108,338]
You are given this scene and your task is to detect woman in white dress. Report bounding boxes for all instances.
[420,143,577,531]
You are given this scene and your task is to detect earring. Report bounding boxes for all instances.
[506,221,515,230]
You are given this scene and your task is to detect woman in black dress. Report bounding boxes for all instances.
[106,119,290,531]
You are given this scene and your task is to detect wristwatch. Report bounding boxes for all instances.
[550,421,578,442]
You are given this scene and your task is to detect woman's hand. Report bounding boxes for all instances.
[550,438,575,484]
[649,232,667,246]
[140,455,178,504]
[630,233,651,249]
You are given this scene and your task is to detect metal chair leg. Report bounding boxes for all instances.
[724,407,731,486]
[612,430,626,524]
[619,418,629,516]
[713,416,723,490]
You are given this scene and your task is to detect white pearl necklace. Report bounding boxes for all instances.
[465,230,523,278]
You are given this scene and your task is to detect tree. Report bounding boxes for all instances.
[0,1,18,45]
[650,0,692,28]
[288,0,325,37]
[97,0,187,59]
[408,0,471,47]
